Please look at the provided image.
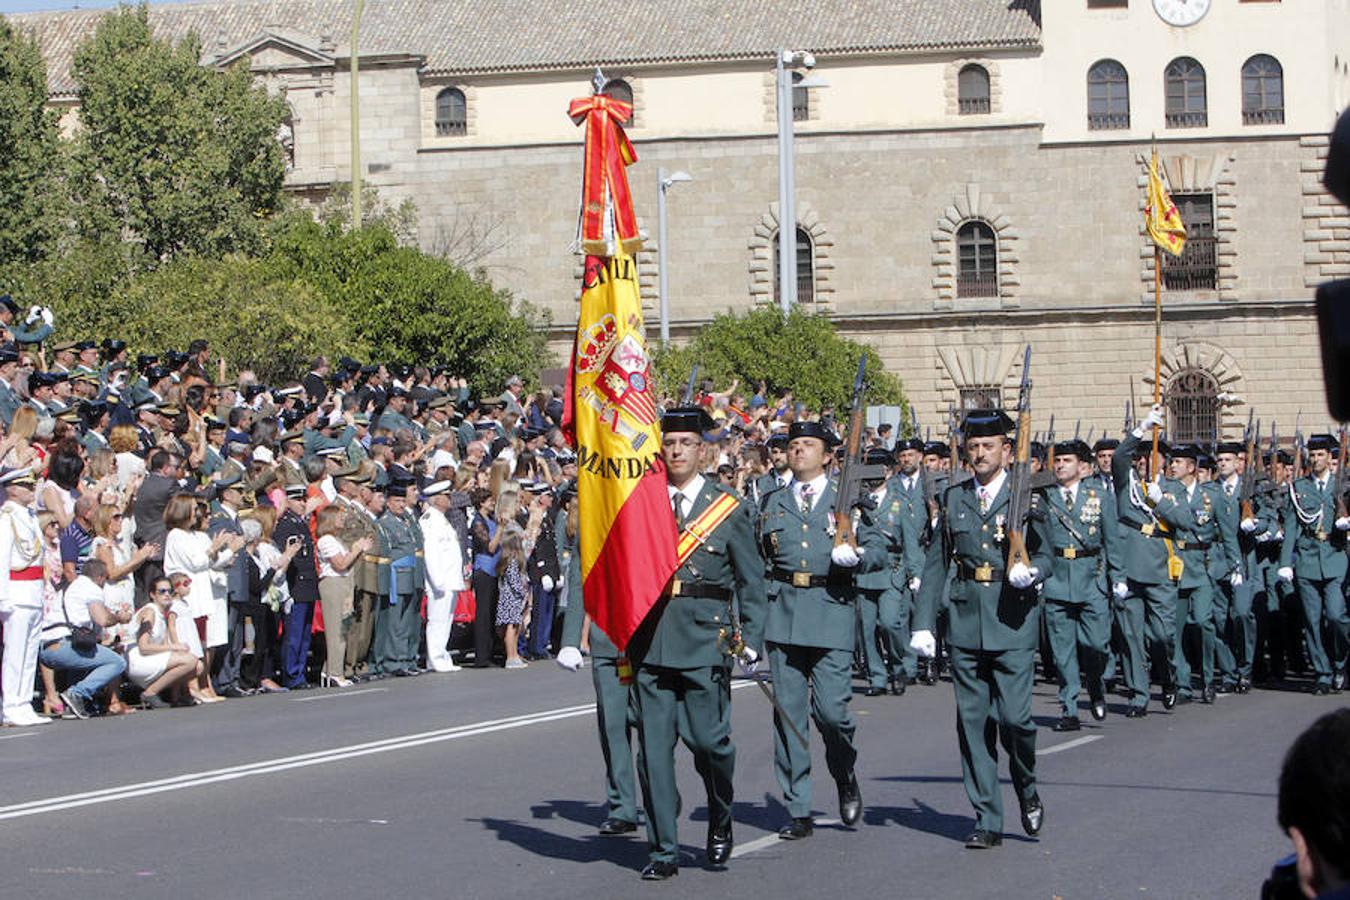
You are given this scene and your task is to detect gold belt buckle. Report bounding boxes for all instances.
[1062,547,1077,560]
[973,563,994,583]
[1316,530,1329,542]
[669,577,683,596]
[1140,523,1155,537]
[792,572,812,588]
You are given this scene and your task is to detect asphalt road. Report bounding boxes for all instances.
[0,663,1338,900]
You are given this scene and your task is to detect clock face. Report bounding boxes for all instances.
[1153,0,1211,27]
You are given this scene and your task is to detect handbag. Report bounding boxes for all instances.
[453,588,476,624]
[62,591,99,652]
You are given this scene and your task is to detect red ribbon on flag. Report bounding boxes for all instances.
[568,94,641,255]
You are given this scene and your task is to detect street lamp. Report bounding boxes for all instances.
[657,167,692,346]
[775,49,826,313]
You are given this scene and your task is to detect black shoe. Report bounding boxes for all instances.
[1124,706,1148,719]
[1090,698,1107,721]
[640,861,678,881]
[1020,796,1044,837]
[1235,678,1252,694]
[1216,681,1235,695]
[598,817,637,836]
[863,686,885,697]
[1201,683,1217,705]
[141,693,170,710]
[778,817,814,840]
[838,773,862,827]
[964,829,1002,849]
[1313,683,1331,696]
[218,685,249,699]
[1333,672,1346,693]
[706,822,733,865]
[1052,715,1081,732]
[891,673,908,696]
[1162,684,1178,710]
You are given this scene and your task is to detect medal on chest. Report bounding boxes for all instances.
[994,513,1006,544]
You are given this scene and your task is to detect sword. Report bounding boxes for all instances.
[719,629,809,749]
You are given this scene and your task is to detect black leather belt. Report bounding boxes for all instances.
[1055,546,1100,559]
[1173,539,1210,552]
[956,561,1004,583]
[668,579,731,601]
[770,567,850,589]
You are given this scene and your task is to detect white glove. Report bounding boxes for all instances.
[1113,582,1129,601]
[1277,566,1294,584]
[909,629,936,658]
[556,646,584,672]
[1230,571,1243,588]
[1274,530,1284,543]
[541,575,555,592]
[40,307,53,326]
[908,576,921,592]
[830,543,860,567]
[24,305,40,325]
[737,645,759,677]
[1145,479,1163,504]
[1007,562,1037,590]
[1140,403,1165,431]
[557,576,566,596]
[1336,517,1350,532]
[1240,517,1258,533]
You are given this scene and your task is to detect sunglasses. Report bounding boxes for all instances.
[153,587,172,595]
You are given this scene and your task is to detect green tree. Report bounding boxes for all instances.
[0,16,65,274]
[69,3,287,268]
[651,307,905,412]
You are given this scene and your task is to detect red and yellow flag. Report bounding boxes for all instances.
[561,90,677,653]
[1145,151,1187,257]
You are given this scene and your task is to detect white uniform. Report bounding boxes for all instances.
[0,499,48,725]
[421,508,466,673]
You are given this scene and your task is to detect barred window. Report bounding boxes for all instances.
[956,221,998,298]
[792,71,809,122]
[1166,367,1220,445]
[1161,193,1216,291]
[1087,59,1130,130]
[603,79,634,124]
[960,385,1002,411]
[435,87,467,136]
[773,227,815,304]
[1241,54,1284,125]
[958,65,991,115]
[1165,57,1207,128]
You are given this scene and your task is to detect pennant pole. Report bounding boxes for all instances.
[1149,140,1163,479]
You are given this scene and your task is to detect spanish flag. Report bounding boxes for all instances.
[561,91,678,653]
[1145,151,1187,257]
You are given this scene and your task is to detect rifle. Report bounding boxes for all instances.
[832,356,887,549]
[1006,345,1043,571]
[909,405,920,442]
[681,364,700,405]
[1045,414,1056,447]
[947,402,970,487]
[1293,412,1305,481]
[1336,426,1349,520]
[1239,414,1259,521]
[1073,419,1081,441]
[1125,399,1135,433]
[1086,425,1095,445]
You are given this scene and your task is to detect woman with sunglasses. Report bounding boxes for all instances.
[127,577,200,708]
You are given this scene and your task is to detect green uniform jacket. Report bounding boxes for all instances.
[855,478,923,592]
[1199,480,1239,582]
[304,424,357,456]
[336,496,381,595]
[1110,433,1192,585]
[1279,476,1349,580]
[891,471,930,582]
[1170,482,1221,590]
[916,472,1053,652]
[1039,480,1122,603]
[375,509,426,599]
[629,481,768,669]
[758,479,887,652]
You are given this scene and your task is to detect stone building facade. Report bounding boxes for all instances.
[15,0,1350,438]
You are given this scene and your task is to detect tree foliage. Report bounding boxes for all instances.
[651,307,905,412]
[69,3,287,267]
[0,17,64,273]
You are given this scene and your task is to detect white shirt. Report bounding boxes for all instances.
[421,508,466,595]
[901,473,918,493]
[316,534,348,579]
[1059,481,1078,507]
[791,473,829,512]
[669,475,705,521]
[42,574,105,638]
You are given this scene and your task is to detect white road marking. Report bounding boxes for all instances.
[290,688,389,703]
[1040,735,1103,755]
[730,818,841,859]
[0,731,43,741]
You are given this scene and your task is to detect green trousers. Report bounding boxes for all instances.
[950,646,1038,834]
[857,587,916,688]
[1118,579,1178,709]
[592,655,640,824]
[1043,598,1108,715]
[1175,582,1215,694]
[1213,577,1254,682]
[633,663,734,864]
[767,642,857,819]
[371,593,418,672]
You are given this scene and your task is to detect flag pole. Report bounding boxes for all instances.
[1148,140,1163,479]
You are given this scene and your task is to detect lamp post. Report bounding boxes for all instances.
[350,0,365,228]
[775,49,825,313]
[657,168,692,346]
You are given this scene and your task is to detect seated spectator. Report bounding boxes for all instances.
[1276,708,1350,899]
[126,576,200,709]
[36,558,129,719]
[164,572,210,703]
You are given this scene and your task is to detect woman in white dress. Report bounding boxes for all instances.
[127,576,201,708]
[162,494,241,703]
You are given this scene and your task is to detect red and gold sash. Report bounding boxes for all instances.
[675,493,740,567]
[567,93,641,256]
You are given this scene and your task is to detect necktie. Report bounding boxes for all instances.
[978,487,989,515]
[1063,488,1073,508]
[1225,482,1234,498]
[800,484,814,517]
[673,494,686,528]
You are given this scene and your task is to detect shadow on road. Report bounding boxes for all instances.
[476,815,652,872]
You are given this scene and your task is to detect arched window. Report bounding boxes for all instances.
[1164,57,1207,128]
[1087,59,1130,130]
[435,87,467,136]
[773,227,815,304]
[1242,54,1284,125]
[791,71,809,122]
[958,64,991,115]
[1165,367,1220,445]
[603,79,634,124]
[956,221,998,298]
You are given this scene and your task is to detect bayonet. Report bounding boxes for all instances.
[681,364,700,406]
[832,356,886,549]
[1006,345,1050,571]
[1074,419,1081,441]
